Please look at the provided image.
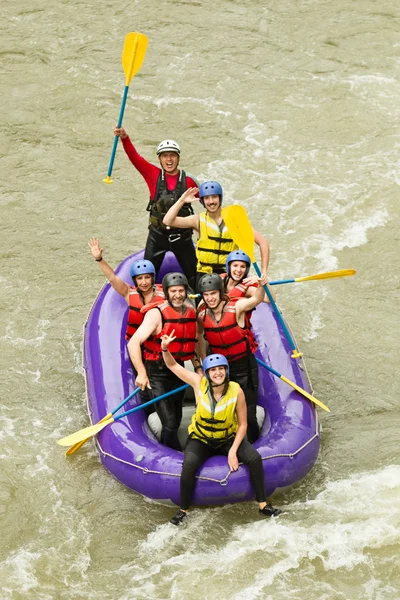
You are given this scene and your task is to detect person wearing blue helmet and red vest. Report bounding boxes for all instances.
[196,272,267,444]
[88,238,165,412]
[113,127,199,291]
[222,249,276,303]
[127,272,198,450]
[88,238,164,338]
[161,342,282,525]
[162,183,270,290]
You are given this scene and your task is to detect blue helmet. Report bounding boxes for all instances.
[199,181,223,206]
[130,259,156,280]
[202,354,229,379]
[226,250,251,278]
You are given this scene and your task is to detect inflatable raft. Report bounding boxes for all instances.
[83,250,320,506]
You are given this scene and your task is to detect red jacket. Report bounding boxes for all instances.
[125,284,165,340]
[142,300,197,362]
[198,299,257,362]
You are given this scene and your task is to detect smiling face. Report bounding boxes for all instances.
[202,194,221,214]
[158,151,180,174]
[167,285,186,308]
[135,273,153,293]
[229,260,247,282]
[207,365,227,386]
[202,289,222,309]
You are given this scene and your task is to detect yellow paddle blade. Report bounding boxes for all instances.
[280,375,330,412]
[57,417,114,447]
[122,32,148,85]
[221,205,255,262]
[65,413,112,456]
[295,269,356,283]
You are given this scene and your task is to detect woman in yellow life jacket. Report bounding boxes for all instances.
[161,331,281,526]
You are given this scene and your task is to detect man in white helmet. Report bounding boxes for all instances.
[114,127,198,290]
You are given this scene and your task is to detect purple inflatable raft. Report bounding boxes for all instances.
[83,250,320,506]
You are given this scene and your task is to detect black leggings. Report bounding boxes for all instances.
[229,354,260,443]
[180,437,266,510]
[146,361,186,451]
[144,226,197,291]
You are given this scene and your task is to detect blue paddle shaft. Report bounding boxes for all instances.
[252,262,297,353]
[114,384,190,421]
[255,357,281,379]
[106,85,130,178]
[269,278,295,286]
[111,387,140,416]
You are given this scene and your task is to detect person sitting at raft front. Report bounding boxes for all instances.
[222,249,276,303]
[162,183,270,289]
[160,341,282,525]
[196,272,267,444]
[114,127,198,291]
[88,238,165,412]
[127,273,199,451]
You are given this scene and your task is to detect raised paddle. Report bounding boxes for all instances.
[222,205,302,358]
[255,357,330,412]
[188,268,357,298]
[269,269,356,286]
[65,388,140,456]
[103,32,148,184]
[57,384,189,447]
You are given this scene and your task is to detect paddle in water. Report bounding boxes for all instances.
[58,384,189,447]
[103,32,148,184]
[222,205,302,358]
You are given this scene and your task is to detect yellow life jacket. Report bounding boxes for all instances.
[196,212,238,274]
[188,377,240,445]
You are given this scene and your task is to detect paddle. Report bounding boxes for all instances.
[255,357,330,412]
[103,32,148,184]
[222,205,302,358]
[58,384,189,447]
[188,268,356,299]
[65,388,140,456]
[269,269,356,286]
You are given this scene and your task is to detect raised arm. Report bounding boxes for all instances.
[161,331,201,393]
[162,187,200,230]
[253,229,270,275]
[88,238,130,301]
[127,309,161,390]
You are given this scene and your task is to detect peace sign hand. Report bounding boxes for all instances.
[161,330,176,351]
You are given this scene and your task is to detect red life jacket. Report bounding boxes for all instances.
[125,284,165,340]
[198,299,257,361]
[220,273,258,299]
[142,300,197,362]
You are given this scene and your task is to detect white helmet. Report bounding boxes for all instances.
[156,139,180,156]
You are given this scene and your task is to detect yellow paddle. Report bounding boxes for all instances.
[103,32,148,184]
[58,384,189,447]
[65,388,140,456]
[269,269,356,285]
[255,358,330,412]
[222,205,302,358]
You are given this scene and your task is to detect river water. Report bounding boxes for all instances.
[1,0,399,598]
